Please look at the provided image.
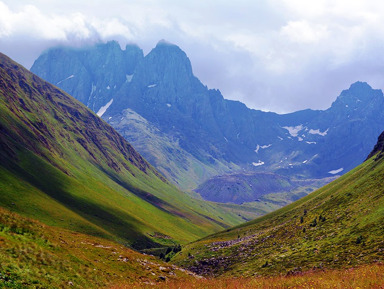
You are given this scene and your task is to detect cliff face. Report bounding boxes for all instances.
[367,130,384,160]
[31,41,144,112]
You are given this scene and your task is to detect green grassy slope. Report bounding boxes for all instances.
[173,148,384,276]
[0,53,254,251]
[0,206,201,288]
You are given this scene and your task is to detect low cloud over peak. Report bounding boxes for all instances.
[2,0,384,113]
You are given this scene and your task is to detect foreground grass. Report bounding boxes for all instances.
[113,263,384,288]
[0,206,199,288]
[1,204,383,288]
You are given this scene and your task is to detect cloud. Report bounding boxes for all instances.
[281,20,328,44]
[2,0,384,113]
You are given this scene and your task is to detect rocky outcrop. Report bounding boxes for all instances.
[367,131,384,160]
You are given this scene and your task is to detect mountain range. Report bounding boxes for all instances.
[31,41,384,203]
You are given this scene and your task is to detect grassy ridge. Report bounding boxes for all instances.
[173,154,384,276]
[0,53,256,251]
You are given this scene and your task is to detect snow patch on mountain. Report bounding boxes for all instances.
[252,161,265,167]
[148,84,157,88]
[309,128,329,136]
[328,168,343,174]
[57,74,74,85]
[255,144,272,153]
[283,125,303,137]
[126,74,133,82]
[87,83,97,107]
[97,99,113,117]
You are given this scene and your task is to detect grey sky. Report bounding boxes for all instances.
[1,0,384,113]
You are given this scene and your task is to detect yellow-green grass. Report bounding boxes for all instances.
[118,263,384,288]
[1,204,383,289]
[0,206,200,288]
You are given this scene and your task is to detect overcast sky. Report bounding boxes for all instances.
[1,0,384,113]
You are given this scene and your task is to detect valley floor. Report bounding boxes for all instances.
[112,263,384,288]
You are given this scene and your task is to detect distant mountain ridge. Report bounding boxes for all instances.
[196,172,335,205]
[31,41,384,193]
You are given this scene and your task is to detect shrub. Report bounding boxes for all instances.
[310,218,317,227]
[356,235,363,245]
[261,261,269,268]
[173,245,182,253]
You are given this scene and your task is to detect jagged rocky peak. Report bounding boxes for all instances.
[157,39,177,47]
[331,81,384,109]
[96,40,122,52]
[143,39,195,80]
[31,41,145,112]
[125,43,144,61]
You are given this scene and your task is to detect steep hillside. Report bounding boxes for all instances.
[173,134,384,276]
[31,41,384,195]
[0,52,257,251]
[0,206,200,288]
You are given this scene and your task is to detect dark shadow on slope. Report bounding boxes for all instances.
[192,210,230,229]
[0,148,163,251]
[97,165,191,220]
